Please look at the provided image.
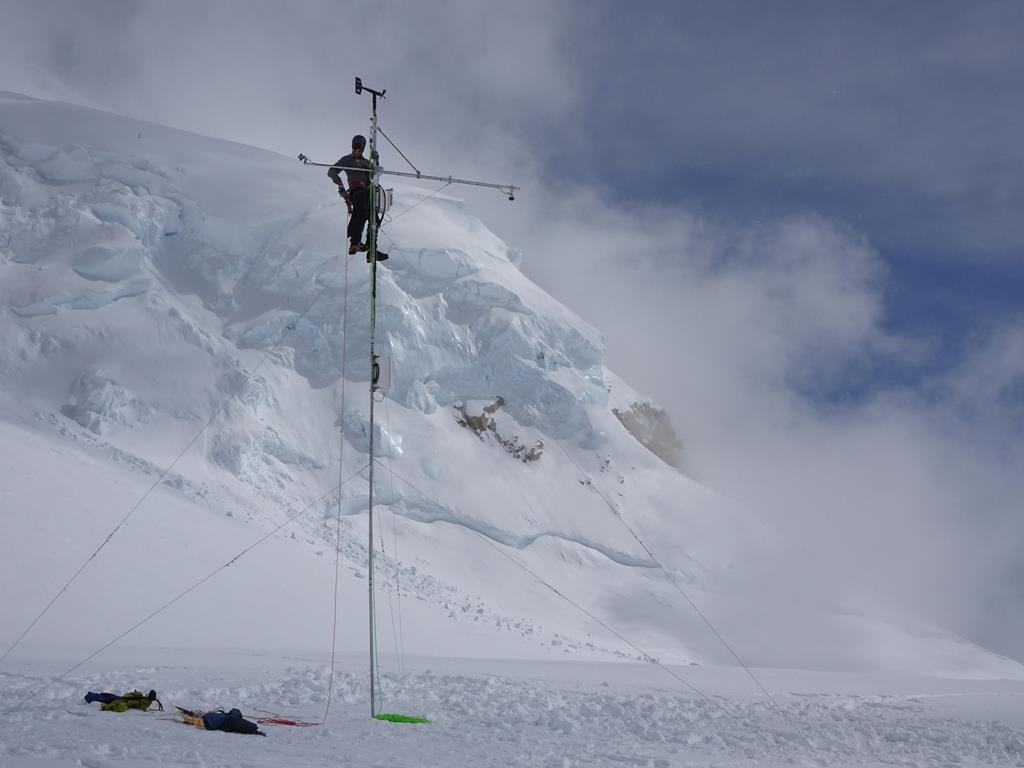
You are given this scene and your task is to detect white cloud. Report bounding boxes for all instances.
[498,180,1024,659]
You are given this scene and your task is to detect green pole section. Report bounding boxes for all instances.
[366,94,380,720]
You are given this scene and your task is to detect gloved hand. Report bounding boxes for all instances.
[337,186,352,213]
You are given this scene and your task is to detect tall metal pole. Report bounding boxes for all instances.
[366,87,381,720]
[305,76,512,720]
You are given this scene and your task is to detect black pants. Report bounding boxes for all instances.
[347,186,369,246]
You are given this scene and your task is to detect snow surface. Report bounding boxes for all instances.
[4,646,1024,767]
[2,91,1024,765]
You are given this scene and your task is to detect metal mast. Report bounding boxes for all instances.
[301,76,516,720]
[359,76,385,720]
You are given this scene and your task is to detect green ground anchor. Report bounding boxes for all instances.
[374,712,432,724]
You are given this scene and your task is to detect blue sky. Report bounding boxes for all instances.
[547,1,1024,383]
[2,0,1023,658]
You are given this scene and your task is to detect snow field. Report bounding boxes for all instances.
[3,649,1024,767]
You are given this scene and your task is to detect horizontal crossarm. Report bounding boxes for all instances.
[297,154,518,200]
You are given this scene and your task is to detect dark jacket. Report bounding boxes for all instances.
[328,153,372,190]
[202,707,264,735]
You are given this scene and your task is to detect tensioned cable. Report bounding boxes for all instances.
[376,492,402,673]
[384,395,407,674]
[383,462,847,755]
[377,506,402,678]
[321,249,356,725]
[371,516,385,715]
[377,126,420,177]
[0,256,353,668]
[381,180,453,228]
[553,441,776,698]
[5,465,369,714]
[551,439,817,749]
[373,460,745,724]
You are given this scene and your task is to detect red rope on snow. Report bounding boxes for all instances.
[250,709,319,727]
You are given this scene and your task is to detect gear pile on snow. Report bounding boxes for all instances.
[84,689,163,712]
[175,706,266,736]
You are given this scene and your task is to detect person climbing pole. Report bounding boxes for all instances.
[327,134,386,262]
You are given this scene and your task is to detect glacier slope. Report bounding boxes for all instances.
[0,90,1020,681]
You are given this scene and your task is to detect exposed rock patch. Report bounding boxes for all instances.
[612,402,684,470]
